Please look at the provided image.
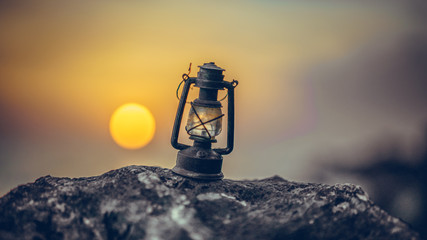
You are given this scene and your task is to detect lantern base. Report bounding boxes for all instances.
[172,146,224,180]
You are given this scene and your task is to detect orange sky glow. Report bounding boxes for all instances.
[1,1,424,195]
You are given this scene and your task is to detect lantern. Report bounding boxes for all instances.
[171,62,238,180]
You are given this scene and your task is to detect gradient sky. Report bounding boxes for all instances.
[1,0,426,195]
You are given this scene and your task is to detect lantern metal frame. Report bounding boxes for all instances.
[171,62,238,180]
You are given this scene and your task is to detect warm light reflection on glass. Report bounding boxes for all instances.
[186,105,222,140]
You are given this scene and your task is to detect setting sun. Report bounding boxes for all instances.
[110,103,156,149]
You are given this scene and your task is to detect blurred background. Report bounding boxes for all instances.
[1,0,426,236]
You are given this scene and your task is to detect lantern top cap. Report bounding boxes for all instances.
[198,62,225,72]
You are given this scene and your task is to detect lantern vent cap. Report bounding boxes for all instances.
[198,62,225,71]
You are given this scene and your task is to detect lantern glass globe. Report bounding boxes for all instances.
[185,105,222,140]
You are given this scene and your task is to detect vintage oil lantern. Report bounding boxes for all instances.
[171,62,238,180]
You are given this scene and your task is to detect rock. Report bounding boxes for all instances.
[0,165,420,240]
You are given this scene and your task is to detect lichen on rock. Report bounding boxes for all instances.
[0,165,421,240]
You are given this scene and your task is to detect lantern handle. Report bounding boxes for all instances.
[175,63,193,101]
[176,73,193,102]
[217,80,238,101]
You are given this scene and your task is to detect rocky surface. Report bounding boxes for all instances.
[0,165,420,240]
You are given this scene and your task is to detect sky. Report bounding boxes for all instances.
[1,0,426,195]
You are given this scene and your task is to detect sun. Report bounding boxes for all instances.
[110,103,156,149]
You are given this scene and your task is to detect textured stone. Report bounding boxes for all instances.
[0,165,420,240]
